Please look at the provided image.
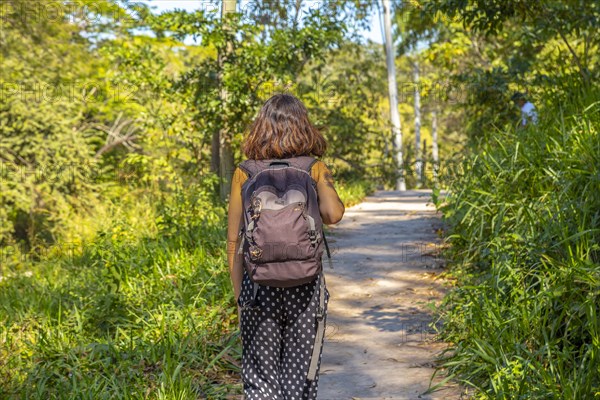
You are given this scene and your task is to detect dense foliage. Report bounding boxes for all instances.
[436,88,600,398]
[426,0,600,398]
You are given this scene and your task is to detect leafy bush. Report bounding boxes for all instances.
[337,178,377,208]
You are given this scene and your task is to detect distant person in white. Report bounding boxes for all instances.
[511,92,538,126]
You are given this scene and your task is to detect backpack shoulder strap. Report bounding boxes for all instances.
[307,271,326,381]
[289,155,318,173]
[238,159,268,179]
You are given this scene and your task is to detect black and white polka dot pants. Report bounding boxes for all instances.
[238,270,329,400]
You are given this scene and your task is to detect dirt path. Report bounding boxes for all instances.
[318,190,463,400]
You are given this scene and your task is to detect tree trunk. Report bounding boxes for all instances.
[219,0,237,200]
[211,132,219,175]
[422,138,427,186]
[431,109,439,184]
[412,60,422,187]
[382,0,405,191]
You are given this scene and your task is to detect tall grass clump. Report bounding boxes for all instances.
[434,87,600,399]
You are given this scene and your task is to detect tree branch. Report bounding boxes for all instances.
[556,28,590,82]
[94,135,140,159]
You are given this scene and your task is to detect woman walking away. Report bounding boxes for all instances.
[227,93,345,399]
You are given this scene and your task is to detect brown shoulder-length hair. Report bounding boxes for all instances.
[242,94,327,160]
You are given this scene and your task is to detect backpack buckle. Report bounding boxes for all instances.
[249,245,262,260]
[240,299,260,311]
[305,215,319,245]
[316,306,324,320]
[251,196,262,215]
[309,230,321,245]
[240,281,261,311]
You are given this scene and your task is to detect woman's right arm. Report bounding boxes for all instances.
[315,162,345,225]
[227,167,246,303]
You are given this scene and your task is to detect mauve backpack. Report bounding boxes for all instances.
[237,155,326,287]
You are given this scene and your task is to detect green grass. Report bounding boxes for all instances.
[336,178,377,208]
[432,89,600,399]
[0,183,242,399]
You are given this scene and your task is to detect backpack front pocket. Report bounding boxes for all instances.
[250,202,316,263]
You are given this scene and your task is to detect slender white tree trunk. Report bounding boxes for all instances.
[431,109,439,184]
[413,60,422,187]
[382,0,405,191]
